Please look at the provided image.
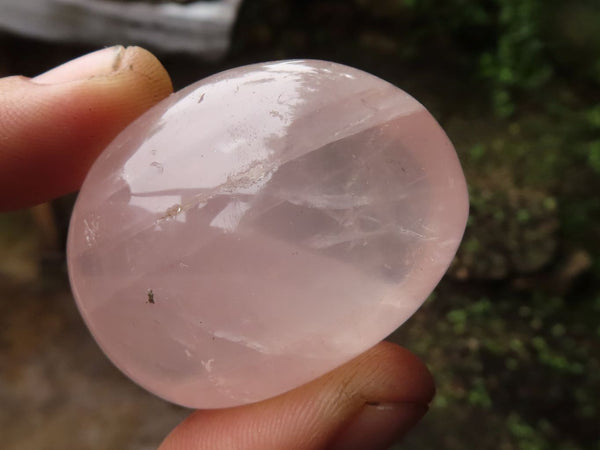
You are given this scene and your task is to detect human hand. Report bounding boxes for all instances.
[0,47,434,449]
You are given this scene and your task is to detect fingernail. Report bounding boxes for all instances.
[32,46,125,84]
[329,402,429,450]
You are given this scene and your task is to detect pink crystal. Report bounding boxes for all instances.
[67,60,468,409]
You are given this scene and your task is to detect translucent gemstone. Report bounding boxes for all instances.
[67,60,468,408]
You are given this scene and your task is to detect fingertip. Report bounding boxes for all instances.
[159,342,434,450]
[355,341,435,405]
[31,45,173,98]
[32,46,127,84]
[113,46,174,104]
[0,46,173,210]
[328,402,429,450]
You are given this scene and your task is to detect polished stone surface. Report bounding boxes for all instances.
[67,60,468,408]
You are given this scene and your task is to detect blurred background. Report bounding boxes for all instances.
[1,0,599,449]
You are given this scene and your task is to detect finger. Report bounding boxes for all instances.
[0,46,173,211]
[160,341,434,450]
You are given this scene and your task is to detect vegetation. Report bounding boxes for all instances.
[231,1,600,448]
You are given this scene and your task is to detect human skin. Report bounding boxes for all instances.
[0,46,435,450]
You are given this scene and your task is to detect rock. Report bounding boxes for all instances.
[67,60,468,408]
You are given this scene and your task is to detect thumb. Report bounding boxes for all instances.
[160,342,434,450]
[0,46,173,211]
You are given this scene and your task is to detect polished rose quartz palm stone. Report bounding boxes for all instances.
[67,60,468,409]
